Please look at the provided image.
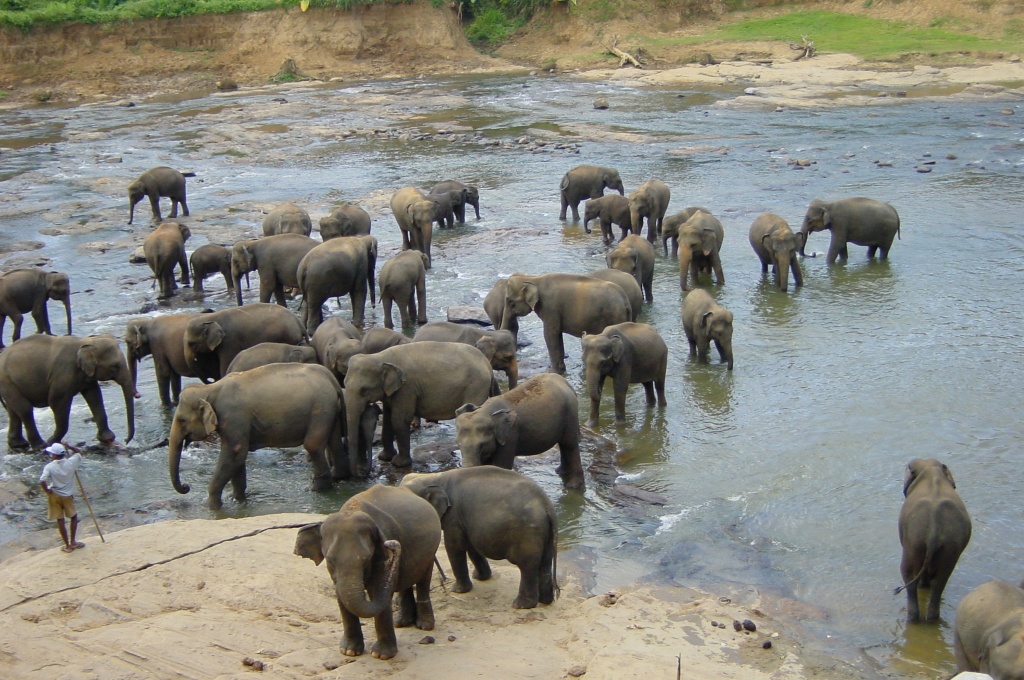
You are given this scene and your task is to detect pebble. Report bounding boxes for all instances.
[946,153,958,160]
[567,665,588,677]
[763,640,772,649]
[593,97,609,110]
[916,165,933,173]
[241,657,265,671]
[600,592,619,607]
[876,161,893,167]
[742,619,757,632]
[732,620,743,631]
[448,635,457,642]
[419,635,435,645]
[1001,108,1015,115]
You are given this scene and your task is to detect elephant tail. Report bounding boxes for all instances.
[547,508,560,601]
[433,555,449,594]
[894,541,933,595]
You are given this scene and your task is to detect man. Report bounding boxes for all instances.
[39,442,86,553]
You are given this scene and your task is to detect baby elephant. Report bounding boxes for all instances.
[681,289,734,370]
[143,222,191,299]
[400,467,558,609]
[954,579,1024,678]
[378,250,429,329]
[896,458,972,622]
[128,167,194,225]
[606,234,656,302]
[225,342,317,374]
[189,244,234,293]
[581,322,667,427]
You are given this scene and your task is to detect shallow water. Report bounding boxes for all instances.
[1,74,1023,676]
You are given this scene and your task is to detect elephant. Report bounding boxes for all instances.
[799,196,901,263]
[400,467,558,608]
[344,341,494,473]
[391,186,444,268]
[501,273,631,374]
[262,202,312,237]
[749,213,805,293]
[230,233,319,307]
[0,334,136,448]
[168,363,346,509]
[297,235,377,334]
[954,579,1024,678]
[559,164,624,221]
[311,316,362,381]
[125,312,206,406]
[677,210,725,292]
[661,206,710,256]
[581,322,667,427]
[413,321,518,389]
[189,244,234,294]
[0,268,71,349]
[484,278,517,343]
[294,485,441,660]
[628,179,671,243]
[454,372,583,490]
[143,221,191,299]
[681,289,734,370]
[430,180,480,222]
[318,203,372,240]
[586,269,642,322]
[361,327,411,353]
[425,188,466,228]
[127,166,194,225]
[583,194,632,244]
[896,458,972,622]
[378,250,429,330]
[183,303,307,383]
[225,342,317,374]
[607,234,656,302]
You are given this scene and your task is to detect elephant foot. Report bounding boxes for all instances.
[563,474,586,491]
[340,638,365,657]
[416,604,435,631]
[584,418,598,429]
[97,429,116,444]
[512,595,539,609]
[452,580,474,594]
[7,437,31,450]
[395,609,415,628]
[539,587,555,605]
[472,565,492,581]
[310,475,333,492]
[392,454,412,468]
[370,640,397,660]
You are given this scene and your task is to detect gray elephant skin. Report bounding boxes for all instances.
[896,458,971,622]
[748,213,805,292]
[189,244,234,294]
[455,373,583,489]
[225,342,317,374]
[677,210,725,291]
[262,202,312,237]
[800,196,901,263]
[628,179,671,243]
[0,268,72,349]
[391,187,443,268]
[128,166,194,225]
[954,579,1024,679]
[581,322,667,427]
[126,312,205,406]
[168,363,346,509]
[183,303,307,382]
[144,222,191,299]
[559,164,624,221]
[378,250,429,330]
[682,289,734,370]
[400,466,558,608]
[294,485,441,660]
[230,233,318,307]
[586,269,642,322]
[661,206,710,257]
[319,203,371,240]
[0,334,136,448]
[297,235,377,334]
[311,316,362,381]
[583,194,632,244]
[501,273,631,374]
[484,278,517,342]
[413,321,518,389]
[425,188,465,228]
[430,180,480,222]
[607,234,656,302]
[344,341,494,473]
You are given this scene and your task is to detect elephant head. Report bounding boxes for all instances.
[500,274,537,331]
[981,617,1024,678]
[902,458,956,497]
[700,307,734,370]
[762,227,806,292]
[677,221,720,290]
[398,472,449,518]
[455,402,516,466]
[602,168,625,195]
[800,200,830,255]
[582,198,602,234]
[474,330,518,389]
[127,179,146,224]
[230,240,257,306]
[167,384,219,495]
[325,338,363,379]
[184,318,225,382]
[45,271,72,336]
[124,318,152,393]
[406,199,438,266]
[580,332,622,403]
[344,353,398,477]
[606,245,641,285]
[77,335,137,443]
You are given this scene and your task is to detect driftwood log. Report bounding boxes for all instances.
[606,36,642,69]
[790,35,816,60]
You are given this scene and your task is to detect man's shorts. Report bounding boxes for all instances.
[47,493,77,520]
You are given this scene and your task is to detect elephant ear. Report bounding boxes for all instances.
[522,282,541,311]
[492,408,517,446]
[820,207,832,229]
[475,337,497,362]
[422,485,451,520]
[610,336,625,363]
[294,523,325,566]
[455,403,478,416]
[902,460,921,497]
[700,311,713,330]
[199,398,218,435]
[203,322,225,350]
[795,231,807,250]
[381,362,405,397]
[76,343,100,378]
[126,322,147,350]
[288,348,308,363]
[941,463,956,489]
[179,225,192,241]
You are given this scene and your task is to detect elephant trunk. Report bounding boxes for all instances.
[168,419,191,494]
[505,358,518,390]
[776,253,792,292]
[127,346,140,395]
[128,197,136,225]
[586,368,604,404]
[678,247,693,291]
[798,224,811,256]
[499,304,516,333]
[234,273,244,306]
[117,367,137,443]
[63,296,72,336]
[347,400,371,478]
[367,260,376,308]
[337,540,401,619]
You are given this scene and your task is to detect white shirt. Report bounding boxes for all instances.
[39,453,82,497]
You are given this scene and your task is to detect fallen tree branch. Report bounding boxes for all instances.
[606,36,643,69]
[789,35,816,61]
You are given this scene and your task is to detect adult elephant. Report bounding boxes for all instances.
[189,244,234,294]
[125,312,207,406]
[378,250,428,330]
[319,203,371,240]
[391,187,443,268]
[749,213,805,292]
[262,202,312,237]
[183,303,307,382]
[484,278,516,342]
[628,179,671,243]
[0,334,136,448]
[413,321,518,388]
[799,196,901,263]
[430,180,480,222]
[455,373,583,489]
[400,467,558,608]
[661,206,710,256]
[954,579,1024,678]
[500,273,631,374]
[682,289,734,370]
[311,316,362,382]
[344,341,494,473]
[297,235,377,334]
[127,166,194,225]
[607,234,656,302]
[896,458,971,622]
[0,268,72,349]
[583,194,632,244]
[677,210,725,291]
[294,485,441,660]
[143,221,191,299]
[168,363,346,509]
[559,165,624,221]
[581,322,667,427]
[225,342,317,374]
[320,326,411,382]
[586,269,642,322]
[230,233,318,307]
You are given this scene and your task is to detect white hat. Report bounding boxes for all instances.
[44,443,67,457]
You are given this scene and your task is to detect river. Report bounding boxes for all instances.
[1,73,1023,677]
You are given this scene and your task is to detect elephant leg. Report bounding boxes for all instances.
[685,333,697,357]
[168,198,178,218]
[370,606,398,660]
[559,195,569,221]
[414,571,435,630]
[179,196,189,217]
[400,228,411,251]
[696,338,711,364]
[396,587,416,628]
[642,381,656,406]
[382,293,395,329]
[655,375,667,407]
[80,384,115,443]
[415,280,427,324]
[712,256,725,286]
[391,416,413,468]
[826,238,843,264]
[542,323,567,374]
[2,397,32,448]
[208,440,248,509]
[30,307,51,335]
[445,535,474,593]
[570,201,581,222]
[557,432,585,491]
[304,444,333,492]
[904,580,921,622]
[328,418,349,481]
[397,295,412,329]
[10,312,24,342]
[154,368,172,406]
[178,253,190,287]
[925,570,951,622]
[46,394,75,446]
[612,377,628,422]
[230,465,247,502]
[379,404,397,461]
[272,282,287,307]
[338,605,365,657]
[467,543,492,582]
[148,194,162,222]
[350,288,367,328]
[512,557,541,609]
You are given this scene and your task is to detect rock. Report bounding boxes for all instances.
[876,161,893,167]
[446,305,492,326]
[217,78,239,91]
[599,592,618,607]
[711,621,719,628]
[419,636,435,645]
[593,97,609,110]
[115,100,135,108]
[732,620,743,631]
[698,53,717,66]
[915,165,933,173]
[946,153,958,160]
[567,665,588,677]
[129,246,147,264]
[762,640,772,649]
[447,635,457,642]
[742,619,757,632]
[1001,108,1015,115]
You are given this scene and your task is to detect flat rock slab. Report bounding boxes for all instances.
[446,305,492,326]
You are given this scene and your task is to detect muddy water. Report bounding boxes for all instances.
[2,74,1023,676]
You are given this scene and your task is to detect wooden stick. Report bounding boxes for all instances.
[75,471,105,543]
